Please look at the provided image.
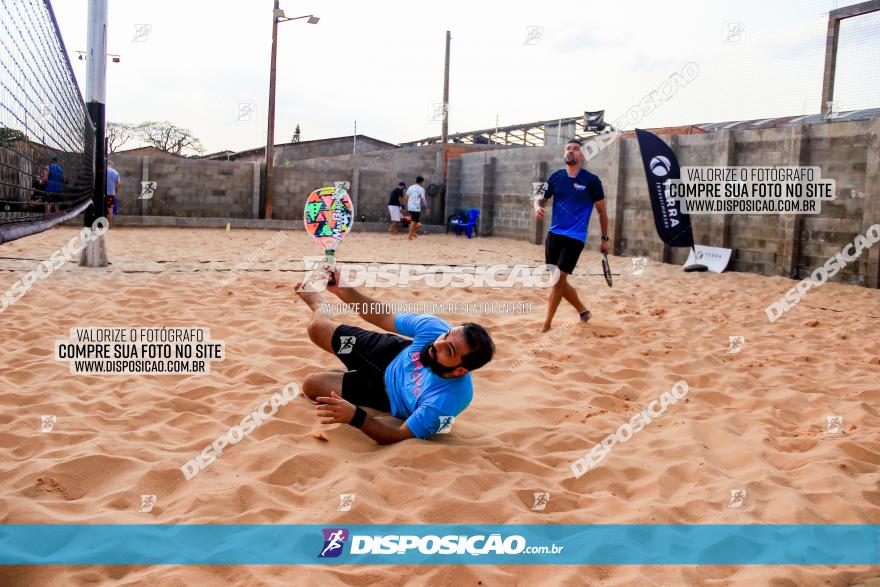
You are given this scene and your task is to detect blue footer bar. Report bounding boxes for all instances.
[1,525,877,565]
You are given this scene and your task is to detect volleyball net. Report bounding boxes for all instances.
[0,0,95,244]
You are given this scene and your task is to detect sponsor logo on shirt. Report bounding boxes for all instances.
[573,183,586,190]
[410,351,424,398]
[437,416,454,434]
[337,335,356,355]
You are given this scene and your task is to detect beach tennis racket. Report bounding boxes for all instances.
[303,182,353,287]
[601,253,613,287]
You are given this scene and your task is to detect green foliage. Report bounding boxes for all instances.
[0,127,26,147]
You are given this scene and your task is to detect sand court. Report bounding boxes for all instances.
[0,225,879,585]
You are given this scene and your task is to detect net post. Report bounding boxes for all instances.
[80,0,109,267]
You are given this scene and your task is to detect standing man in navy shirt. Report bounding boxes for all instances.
[533,138,609,332]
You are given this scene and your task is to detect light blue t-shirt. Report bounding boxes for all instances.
[384,314,473,439]
[106,167,120,195]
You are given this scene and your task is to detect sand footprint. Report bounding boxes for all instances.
[587,324,623,338]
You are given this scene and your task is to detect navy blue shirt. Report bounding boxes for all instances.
[545,168,604,243]
[47,163,64,193]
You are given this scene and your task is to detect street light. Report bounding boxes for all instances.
[76,51,121,62]
[264,2,319,219]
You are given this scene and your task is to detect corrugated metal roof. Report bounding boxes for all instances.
[695,108,880,132]
[226,135,398,159]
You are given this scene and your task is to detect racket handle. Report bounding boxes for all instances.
[323,262,336,286]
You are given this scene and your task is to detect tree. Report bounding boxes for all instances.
[135,121,205,156]
[291,124,301,143]
[107,122,136,153]
[0,127,26,148]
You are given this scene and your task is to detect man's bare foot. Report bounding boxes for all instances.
[294,283,325,311]
[540,323,551,333]
[579,310,592,323]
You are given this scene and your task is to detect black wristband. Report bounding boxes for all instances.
[601,234,610,241]
[349,406,367,429]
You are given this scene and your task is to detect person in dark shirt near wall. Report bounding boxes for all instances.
[387,182,407,235]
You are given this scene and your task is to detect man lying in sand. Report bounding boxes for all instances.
[295,271,495,444]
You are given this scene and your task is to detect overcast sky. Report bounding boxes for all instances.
[51,0,876,154]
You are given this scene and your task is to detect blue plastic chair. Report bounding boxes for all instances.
[446,210,466,234]
[454,209,480,238]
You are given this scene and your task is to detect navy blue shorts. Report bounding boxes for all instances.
[332,324,409,412]
[545,232,584,274]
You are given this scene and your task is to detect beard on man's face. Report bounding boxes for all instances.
[420,342,459,376]
[564,152,577,165]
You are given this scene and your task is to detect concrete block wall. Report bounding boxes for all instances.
[112,156,144,215]
[272,165,346,222]
[271,144,446,223]
[111,144,504,228]
[798,121,875,284]
[452,144,562,237]
[111,145,445,224]
[450,142,617,241]
[616,137,656,259]
[724,128,789,275]
[113,156,257,218]
[456,152,486,217]
[106,119,879,286]
[452,118,880,286]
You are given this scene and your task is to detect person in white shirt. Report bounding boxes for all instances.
[405,176,429,240]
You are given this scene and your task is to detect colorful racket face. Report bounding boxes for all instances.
[602,253,613,287]
[303,184,353,288]
[303,185,353,251]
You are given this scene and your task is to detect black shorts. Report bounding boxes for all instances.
[332,324,410,412]
[409,211,421,223]
[545,231,585,275]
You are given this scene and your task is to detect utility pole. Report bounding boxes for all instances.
[264,0,280,219]
[441,31,450,145]
[264,3,319,218]
[441,30,451,221]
